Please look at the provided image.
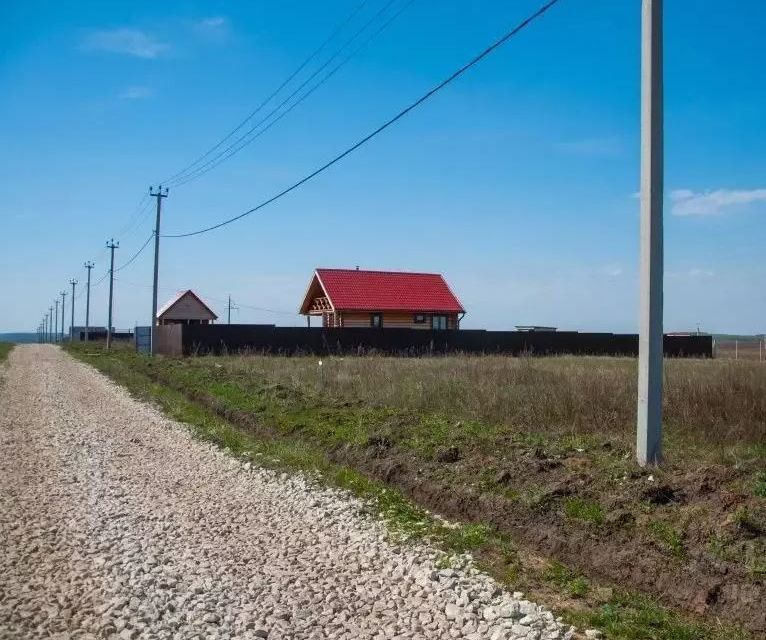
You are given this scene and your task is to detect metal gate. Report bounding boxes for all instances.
[135,326,151,354]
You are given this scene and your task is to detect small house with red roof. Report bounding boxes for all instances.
[157,290,218,326]
[299,268,465,330]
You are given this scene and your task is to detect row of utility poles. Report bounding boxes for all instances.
[38,265,91,344]
[37,186,169,354]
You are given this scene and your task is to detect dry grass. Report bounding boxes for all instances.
[715,340,764,362]
[217,354,766,458]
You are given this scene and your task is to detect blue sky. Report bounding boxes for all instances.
[1,0,764,334]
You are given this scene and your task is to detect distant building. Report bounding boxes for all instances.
[70,326,108,341]
[515,326,558,332]
[299,268,465,329]
[157,290,217,326]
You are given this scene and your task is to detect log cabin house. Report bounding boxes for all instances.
[157,290,218,326]
[299,268,465,329]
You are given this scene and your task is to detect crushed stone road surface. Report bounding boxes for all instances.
[0,345,575,640]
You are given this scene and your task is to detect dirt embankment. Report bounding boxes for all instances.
[333,443,765,635]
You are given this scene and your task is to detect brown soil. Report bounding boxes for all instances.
[330,443,766,635]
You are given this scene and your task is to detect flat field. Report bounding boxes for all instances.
[68,344,766,639]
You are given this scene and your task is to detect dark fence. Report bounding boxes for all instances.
[180,325,712,358]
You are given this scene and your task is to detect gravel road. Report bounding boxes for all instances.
[0,345,576,640]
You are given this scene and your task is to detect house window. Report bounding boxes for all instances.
[414,314,426,324]
[432,315,448,330]
[370,313,383,328]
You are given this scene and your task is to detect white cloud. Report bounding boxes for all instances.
[688,267,715,279]
[554,137,622,157]
[200,16,226,29]
[667,267,716,279]
[602,265,623,277]
[81,28,169,59]
[194,16,229,40]
[670,188,766,216]
[119,86,152,100]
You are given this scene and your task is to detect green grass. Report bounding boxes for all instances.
[564,497,604,526]
[568,592,749,640]
[754,472,766,498]
[649,521,686,559]
[543,562,590,598]
[0,342,13,364]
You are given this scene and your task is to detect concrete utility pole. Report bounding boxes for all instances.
[54,299,59,343]
[149,186,168,356]
[84,262,94,342]
[69,279,78,341]
[48,308,53,343]
[60,290,67,343]
[106,239,119,350]
[637,0,664,466]
[227,295,238,324]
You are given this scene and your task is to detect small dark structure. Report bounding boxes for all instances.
[70,326,108,341]
[177,324,713,358]
[157,290,217,326]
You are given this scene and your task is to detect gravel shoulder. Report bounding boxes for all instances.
[0,345,575,640]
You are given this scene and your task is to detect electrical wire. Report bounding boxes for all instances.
[116,193,151,237]
[170,0,414,189]
[160,0,370,187]
[163,0,561,238]
[166,0,401,188]
[115,233,154,272]
[113,277,296,316]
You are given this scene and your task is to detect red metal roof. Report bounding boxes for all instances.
[307,268,464,313]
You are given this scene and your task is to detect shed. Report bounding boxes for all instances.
[299,268,465,329]
[157,290,217,326]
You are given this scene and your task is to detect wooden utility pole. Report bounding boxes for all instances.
[48,307,53,343]
[149,186,168,356]
[54,299,59,343]
[106,239,119,350]
[637,0,664,466]
[84,262,94,342]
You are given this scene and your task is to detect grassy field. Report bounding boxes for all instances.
[66,343,765,640]
[224,354,766,457]
[0,342,14,364]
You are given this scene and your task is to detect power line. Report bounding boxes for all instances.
[166,0,402,188]
[115,233,154,272]
[163,0,561,238]
[118,198,154,243]
[170,0,414,189]
[114,277,297,316]
[116,193,152,237]
[160,0,371,187]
